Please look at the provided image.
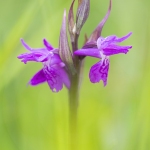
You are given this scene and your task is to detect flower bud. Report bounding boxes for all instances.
[68,0,75,42]
[76,0,90,34]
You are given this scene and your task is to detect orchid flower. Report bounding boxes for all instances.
[18,39,70,92]
[74,0,132,86]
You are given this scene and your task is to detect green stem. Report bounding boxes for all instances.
[69,73,79,150]
[69,33,81,150]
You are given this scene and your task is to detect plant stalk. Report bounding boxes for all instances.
[68,33,81,150]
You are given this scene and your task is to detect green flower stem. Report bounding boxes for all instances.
[69,33,81,150]
[69,73,79,150]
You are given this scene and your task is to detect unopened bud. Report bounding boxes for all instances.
[76,0,90,34]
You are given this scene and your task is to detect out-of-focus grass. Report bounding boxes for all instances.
[0,0,150,150]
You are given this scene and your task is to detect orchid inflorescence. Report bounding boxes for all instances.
[18,0,132,92]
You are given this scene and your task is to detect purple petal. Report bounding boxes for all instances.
[50,54,63,66]
[103,45,132,56]
[106,45,132,50]
[43,39,54,50]
[89,58,109,86]
[17,51,48,63]
[103,48,129,56]
[21,39,32,51]
[97,36,116,49]
[43,66,63,92]
[21,38,50,53]
[74,48,101,58]
[57,68,70,89]
[29,69,46,86]
[115,32,132,43]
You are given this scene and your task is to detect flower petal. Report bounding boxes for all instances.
[97,36,116,49]
[43,39,54,50]
[17,51,48,63]
[89,58,109,86]
[103,48,129,56]
[103,45,132,56]
[115,32,132,43]
[74,48,101,58]
[43,66,63,92]
[21,38,50,53]
[21,39,32,51]
[29,69,46,86]
[50,54,64,66]
[57,68,70,89]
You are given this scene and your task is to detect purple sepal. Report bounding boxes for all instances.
[18,39,51,63]
[43,39,54,50]
[114,32,132,42]
[89,58,109,86]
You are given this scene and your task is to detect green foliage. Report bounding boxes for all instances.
[0,0,150,149]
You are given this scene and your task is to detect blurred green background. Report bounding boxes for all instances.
[0,0,150,150]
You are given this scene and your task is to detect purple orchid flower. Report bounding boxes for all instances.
[74,0,132,86]
[74,33,132,86]
[18,39,70,92]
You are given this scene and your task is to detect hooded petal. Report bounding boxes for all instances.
[74,48,101,58]
[97,33,132,50]
[97,36,116,49]
[97,33,132,56]
[29,69,46,86]
[89,58,109,86]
